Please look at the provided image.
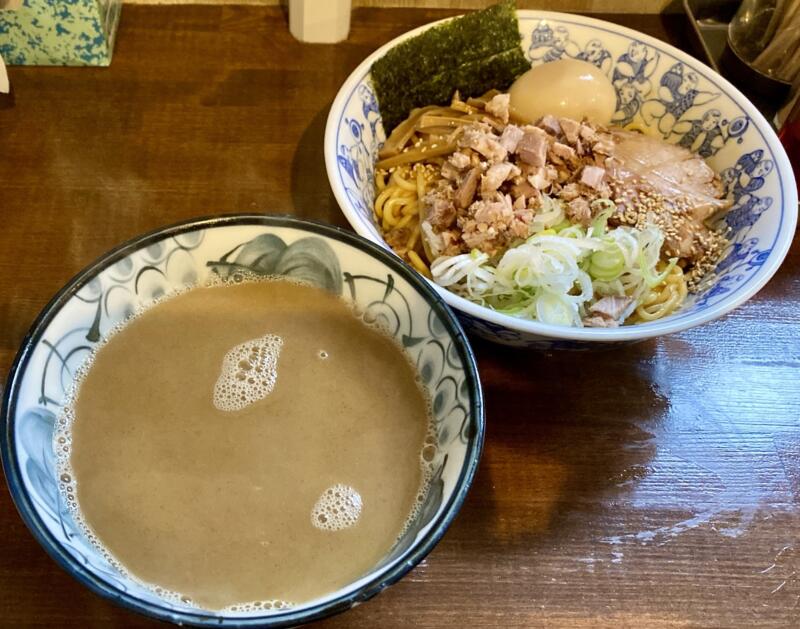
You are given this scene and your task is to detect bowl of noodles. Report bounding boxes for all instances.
[325,6,797,349]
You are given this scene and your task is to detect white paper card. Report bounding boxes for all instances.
[0,52,8,95]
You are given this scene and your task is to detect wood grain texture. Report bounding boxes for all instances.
[1,6,798,628]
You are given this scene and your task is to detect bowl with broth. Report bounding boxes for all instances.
[325,7,796,349]
[0,215,484,626]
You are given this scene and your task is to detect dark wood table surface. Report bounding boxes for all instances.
[1,5,799,628]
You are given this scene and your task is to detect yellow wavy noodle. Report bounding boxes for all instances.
[373,164,439,277]
[374,92,700,322]
[624,122,650,135]
[631,264,688,323]
[373,92,490,275]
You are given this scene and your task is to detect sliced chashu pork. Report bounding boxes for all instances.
[606,130,731,258]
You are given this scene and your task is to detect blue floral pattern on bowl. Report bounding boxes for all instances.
[326,10,797,349]
[1,216,484,627]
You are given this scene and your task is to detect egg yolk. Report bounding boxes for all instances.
[509,58,617,125]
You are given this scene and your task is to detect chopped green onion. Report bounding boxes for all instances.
[429,201,683,328]
[589,245,625,281]
[639,255,678,288]
[552,219,573,232]
[590,207,614,238]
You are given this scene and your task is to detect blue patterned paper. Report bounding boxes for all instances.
[0,0,121,66]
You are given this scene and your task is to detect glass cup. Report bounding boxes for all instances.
[728,0,800,84]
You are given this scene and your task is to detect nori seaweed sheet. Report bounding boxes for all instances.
[371,0,530,133]
[389,49,531,130]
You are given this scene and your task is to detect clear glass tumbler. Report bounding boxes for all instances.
[728,0,800,84]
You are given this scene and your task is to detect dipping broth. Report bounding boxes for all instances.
[57,279,435,611]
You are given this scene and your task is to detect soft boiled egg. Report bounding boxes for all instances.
[509,58,617,125]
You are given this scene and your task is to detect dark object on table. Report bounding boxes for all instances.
[723,0,794,114]
[719,45,792,117]
[683,0,792,122]
[779,94,800,187]
[728,0,800,84]
[682,0,740,72]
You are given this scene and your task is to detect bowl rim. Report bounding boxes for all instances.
[0,213,485,628]
[324,9,798,342]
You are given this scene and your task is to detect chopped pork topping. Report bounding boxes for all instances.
[385,227,411,253]
[583,315,619,328]
[559,117,580,144]
[527,167,551,190]
[550,142,577,163]
[455,167,481,210]
[539,114,561,136]
[592,134,615,155]
[582,296,634,327]
[458,124,507,164]
[485,93,510,124]
[448,151,471,170]
[589,296,633,321]
[558,182,581,201]
[441,160,462,181]
[414,113,729,273]
[458,194,533,256]
[566,197,591,225]
[422,184,457,230]
[580,165,606,189]
[481,162,518,199]
[510,180,538,201]
[420,221,462,259]
[516,127,549,167]
[498,124,524,153]
[579,124,599,144]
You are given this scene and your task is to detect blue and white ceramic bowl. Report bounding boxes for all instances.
[0,215,484,627]
[325,10,798,349]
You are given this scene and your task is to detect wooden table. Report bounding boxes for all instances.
[1,6,798,628]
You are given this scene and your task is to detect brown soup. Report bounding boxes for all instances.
[58,279,434,610]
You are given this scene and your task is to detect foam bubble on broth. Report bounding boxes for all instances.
[396,423,439,539]
[311,484,363,531]
[213,334,283,412]
[223,600,294,613]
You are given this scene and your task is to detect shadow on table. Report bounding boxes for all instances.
[289,102,348,227]
[454,338,668,546]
